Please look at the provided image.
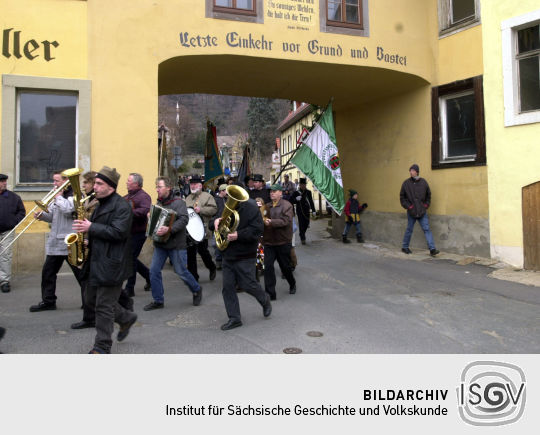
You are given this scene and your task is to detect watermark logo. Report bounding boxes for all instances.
[457,361,526,426]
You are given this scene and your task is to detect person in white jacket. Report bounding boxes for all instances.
[29,171,82,312]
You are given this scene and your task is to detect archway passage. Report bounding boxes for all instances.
[523,181,540,271]
[158,55,428,109]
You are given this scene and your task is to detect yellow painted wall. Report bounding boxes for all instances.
[482,2,540,267]
[0,0,87,233]
[337,86,488,218]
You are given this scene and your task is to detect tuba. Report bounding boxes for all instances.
[63,168,92,267]
[214,185,249,250]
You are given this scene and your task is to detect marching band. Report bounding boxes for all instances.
[0,169,307,353]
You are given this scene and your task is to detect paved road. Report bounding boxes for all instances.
[1,219,539,354]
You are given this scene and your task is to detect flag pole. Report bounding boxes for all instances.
[274,98,334,182]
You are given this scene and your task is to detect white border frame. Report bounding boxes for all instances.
[502,9,540,127]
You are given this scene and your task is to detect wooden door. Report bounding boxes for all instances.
[523,181,540,271]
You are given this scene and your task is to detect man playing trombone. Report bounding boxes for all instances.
[29,171,82,312]
[0,173,25,293]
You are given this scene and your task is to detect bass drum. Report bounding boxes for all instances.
[186,207,205,246]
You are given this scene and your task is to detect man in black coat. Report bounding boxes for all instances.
[0,173,25,293]
[399,164,439,256]
[292,178,316,245]
[72,166,138,354]
[211,188,272,331]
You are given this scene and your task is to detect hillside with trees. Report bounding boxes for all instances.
[158,94,290,177]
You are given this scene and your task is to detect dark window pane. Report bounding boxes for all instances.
[328,1,342,21]
[215,0,232,7]
[446,93,476,158]
[451,0,475,24]
[518,25,540,54]
[236,0,253,9]
[519,55,540,112]
[19,92,77,183]
[345,4,359,23]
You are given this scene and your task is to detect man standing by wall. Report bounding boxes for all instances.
[0,174,25,293]
[185,175,217,282]
[400,164,439,256]
[72,166,137,354]
[124,172,151,297]
[292,178,316,245]
[29,171,82,312]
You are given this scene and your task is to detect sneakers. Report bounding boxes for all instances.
[117,314,138,342]
[193,288,203,306]
[1,282,10,293]
[29,301,57,312]
[401,248,412,254]
[430,249,440,257]
[143,301,164,311]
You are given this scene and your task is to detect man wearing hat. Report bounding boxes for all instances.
[399,164,439,256]
[248,174,270,204]
[0,173,26,293]
[185,175,218,282]
[342,189,368,243]
[72,166,138,353]
[263,184,296,300]
[292,178,316,245]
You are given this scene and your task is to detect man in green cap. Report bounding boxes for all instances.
[263,184,296,300]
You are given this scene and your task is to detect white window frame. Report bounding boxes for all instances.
[438,0,480,37]
[439,90,477,162]
[502,9,540,127]
[1,75,91,198]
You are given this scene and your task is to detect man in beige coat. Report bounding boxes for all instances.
[185,175,217,282]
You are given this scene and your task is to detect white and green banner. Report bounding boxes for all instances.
[291,103,345,215]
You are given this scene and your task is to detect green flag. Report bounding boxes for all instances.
[291,103,345,214]
[204,120,224,186]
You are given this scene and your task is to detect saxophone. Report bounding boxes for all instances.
[63,168,92,267]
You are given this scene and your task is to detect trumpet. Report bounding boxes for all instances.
[0,178,72,256]
[0,168,83,257]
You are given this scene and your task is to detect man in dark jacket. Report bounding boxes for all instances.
[0,173,26,293]
[399,164,439,256]
[211,189,271,331]
[292,178,316,245]
[144,176,201,311]
[72,166,138,354]
[123,172,151,297]
[263,184,296,300]
[212,184,228,270]
[248,174,270,204]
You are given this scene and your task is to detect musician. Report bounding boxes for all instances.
[263,184,296,300]
[143,176,201,311]
[185,175,217,282]
[292,178,316,245]
[123,173,151,297]
[72,166,137,354]
[29,171,83,312]
[248,174,270,204]
[212,184,228,270]
[0,173,25,293]
[211,188,271,330]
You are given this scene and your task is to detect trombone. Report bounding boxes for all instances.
[0,178,72,256]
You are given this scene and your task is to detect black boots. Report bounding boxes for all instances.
[342,235,351,244]
[356,235,365,243]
